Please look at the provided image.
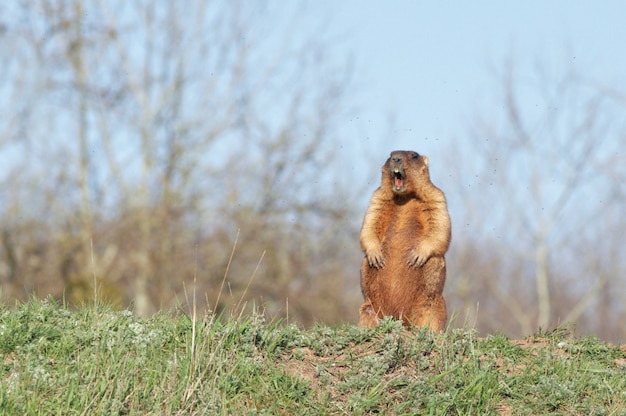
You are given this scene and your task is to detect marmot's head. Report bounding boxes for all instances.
[382,150,430,195]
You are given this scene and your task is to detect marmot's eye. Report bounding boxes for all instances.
[411,152,419,159]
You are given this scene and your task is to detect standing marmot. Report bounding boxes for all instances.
[358,150,451,332]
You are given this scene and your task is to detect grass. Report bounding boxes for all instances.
[0,297,625,415]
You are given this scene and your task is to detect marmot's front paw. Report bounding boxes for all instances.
[366,248,385,269]
[408,247,430,268]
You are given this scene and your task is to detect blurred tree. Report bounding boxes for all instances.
[446,57,626,341]
[0,0,363,322]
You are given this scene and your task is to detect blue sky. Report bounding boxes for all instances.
[316,1,626,184]
[3,1,624,216]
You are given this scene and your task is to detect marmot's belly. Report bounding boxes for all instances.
[362,253,445,319]
[363,262,423,316]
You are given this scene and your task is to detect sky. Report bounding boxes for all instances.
[3,1,625,216]
[311,1,626,188]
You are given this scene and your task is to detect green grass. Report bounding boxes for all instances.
[1,298,625,415]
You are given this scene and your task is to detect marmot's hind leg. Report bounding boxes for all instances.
[409,295,447,332]
[358,299,381,328]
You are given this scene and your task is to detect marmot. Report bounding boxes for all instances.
[358,150,451,332]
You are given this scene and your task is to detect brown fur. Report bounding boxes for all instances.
[358,150,451,332]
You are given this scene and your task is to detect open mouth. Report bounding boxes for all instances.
[394,172,403,189]
[393,168,405,191]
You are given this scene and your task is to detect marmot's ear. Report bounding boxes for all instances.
[422,156,429,167]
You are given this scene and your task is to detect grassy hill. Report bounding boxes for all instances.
[0,298,624,415]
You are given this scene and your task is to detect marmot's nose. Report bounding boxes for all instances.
[392,156,402,164]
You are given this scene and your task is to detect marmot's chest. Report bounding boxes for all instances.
[379,200,424,247]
